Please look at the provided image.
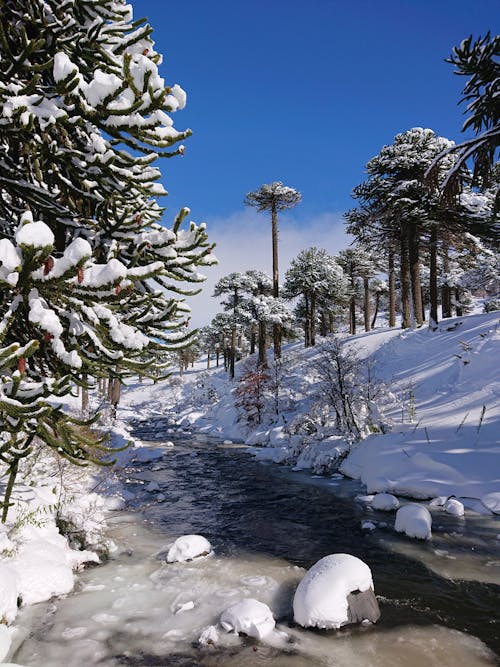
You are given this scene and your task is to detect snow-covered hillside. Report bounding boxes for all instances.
[121,310,500,515]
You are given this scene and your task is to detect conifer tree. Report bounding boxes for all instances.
[427,33,500,211]
[0,0,215,517]
[244,182,301,358]
[283,247,348,347]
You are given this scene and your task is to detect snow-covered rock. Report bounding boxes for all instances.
[146,481,160,492]
[220,598,275,639]
[166,535,212,563]
[361,521,377,531]
[444,498,465,517]
[293,553,380,629]
[198,625,219,646]
[371,493,400,511]
[395,504,432,540]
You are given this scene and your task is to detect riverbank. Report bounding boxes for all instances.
[9,432,500,666]
[0,309,499,664]
[121,310,500,517]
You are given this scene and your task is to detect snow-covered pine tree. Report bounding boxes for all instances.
[0,0,215,517]
[337,247,377,334]
[244,182,301,358]
[283,247,348,347]
[347,128,461,327]
[427,33,500,216]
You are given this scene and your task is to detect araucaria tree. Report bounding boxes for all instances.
[244,182,301,358]
[427,33,500,209]
[0,0,215,519]
[283,247,348,347]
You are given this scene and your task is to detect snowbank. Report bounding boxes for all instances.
[121,311,500,519]
[293,553,379,629]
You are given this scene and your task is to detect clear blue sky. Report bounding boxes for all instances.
[133,0,499,325]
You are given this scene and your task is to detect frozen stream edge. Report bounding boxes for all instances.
[11,434,500,667]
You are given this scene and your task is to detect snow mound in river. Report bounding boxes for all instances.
[293,553,378,629]
[395,504,432,540]
[220,598,275,639]
[166,535,213,562]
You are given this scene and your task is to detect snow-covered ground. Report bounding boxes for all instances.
[0,309,498,664]
[121,310,500,519]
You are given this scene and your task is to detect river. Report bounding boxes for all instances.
[12,424,500,666]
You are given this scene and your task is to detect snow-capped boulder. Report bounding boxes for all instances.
[444,498,464,517]
[395,504,432,540]
[220,598,275,639]
[371,493,400,511]
[293,553,380,629]
[166,535,213,563]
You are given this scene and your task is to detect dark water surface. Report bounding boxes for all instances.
[127,420,500,661]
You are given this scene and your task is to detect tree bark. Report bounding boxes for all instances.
[441,237,452,319]
[271,203,282,358]
[400,222,412,329]
[229,287,238,379]
[349,270,356,335]
[363,276,370,332]
[429,226,438,326]
[455,287,463,316]
[81,372,89,415]
[371,292,379,329]
[310,293,316,346]
[388,248,396,328]
[408,222,424,326]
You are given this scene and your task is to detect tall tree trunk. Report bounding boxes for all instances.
[363,276,370,332]
[271,203,281,358]
[429,226,439,326]
[329,311,334,334]
[81,372,89,415]
[207,353,210,369]
[441,234,452,319]
[371,292,380,329]
[229,287,238,379]
[400,221,412,329]
[320,310,328,337]
[408,222,424,326]
[455,287,463,316]
[349,272,356,335]
[388,247,396,328]
[310,293,316,347]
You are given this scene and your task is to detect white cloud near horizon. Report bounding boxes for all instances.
[185,209,353,328]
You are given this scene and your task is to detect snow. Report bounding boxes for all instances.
[371,493,400,511]
[293,553,375,629]
[220,598,275,639]
[15,215,54,248]
[445,497,465,516]
[166,535,213,563]
[395,504,432,540]
[53,52,78,82]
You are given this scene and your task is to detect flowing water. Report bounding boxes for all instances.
[13,423,500,667]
